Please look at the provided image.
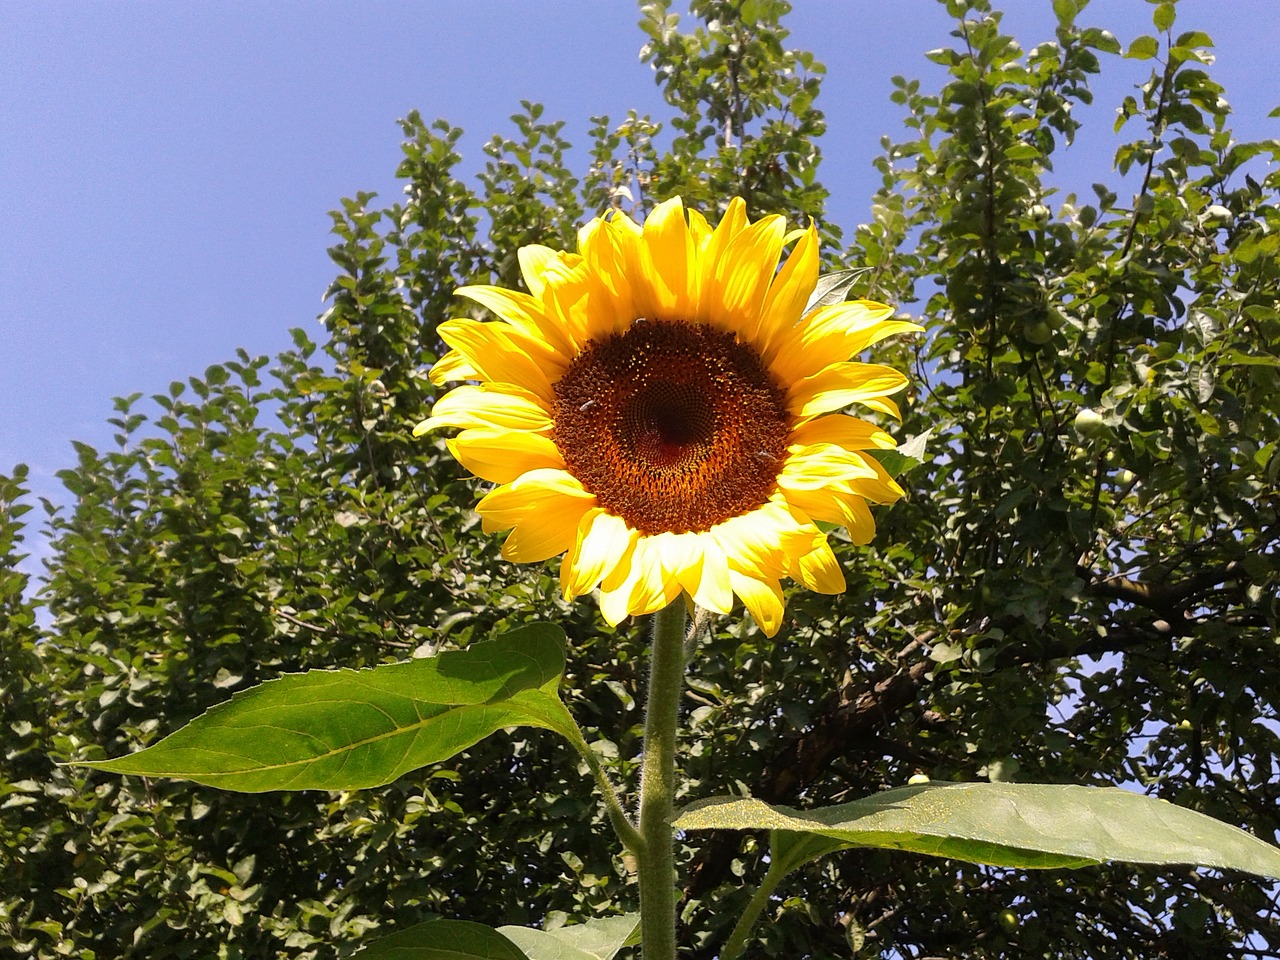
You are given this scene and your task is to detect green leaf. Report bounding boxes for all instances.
[1221,350,1280,368]
[82,624,582,792]
[498,915,641,960]
[870,427,932,477]
[1186,309,1218,344]
[1126,35,1161,60]
[353,919,528,959]
[803,268,871,313]
[1175,30,1213,49]
[674,783,1280,878]
[1153,2,1176,32]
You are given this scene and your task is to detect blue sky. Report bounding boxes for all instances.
[2,0,1277,528]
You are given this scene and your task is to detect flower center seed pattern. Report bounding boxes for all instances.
[552,320,790,535]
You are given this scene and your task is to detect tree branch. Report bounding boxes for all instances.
[686,634,933,898]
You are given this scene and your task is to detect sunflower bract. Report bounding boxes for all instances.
[416,197,918,636]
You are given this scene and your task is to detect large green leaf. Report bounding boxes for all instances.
[675,782,1280,878]
[350,915,641,960]
[498,914,641,960]
[81,623,581,792]
[352,919,527,959]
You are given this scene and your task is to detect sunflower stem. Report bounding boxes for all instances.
[719,856,789,960]
[638,599,687,960]
[561,722,643,854]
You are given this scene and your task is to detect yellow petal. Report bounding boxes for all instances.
[698,197,749,290]
[857,394,903,422]
[447,428,564,484]
[687,208,714,250]
[561,509,638,601]
[786,361,909,419]
[455,285,575,359]
[476,469,595,563]
[597,577,635,626]
[598,535,683,624]
[599,211,658,321]
[429,349,479,385]
[653,532,705,604]
[689,535,733,614]
[641,197,693,317]
[713,197,750,241]
[778,481,845,526]
[637,531,733,615]
[575,218,638,341]
[707,214,786,332]
[711,499,812,580]
[753,222,819,357]
[838,494,877,545]
[728,570,785,637]
[788,414,897,452]
[418,384,553,435]
[770,301,920,385]
[437,317,565,401]
[848,452,907,504]
[791,536,846,594]
[518,244,558,299]
[777,443,882,490]
[779,448,903,518]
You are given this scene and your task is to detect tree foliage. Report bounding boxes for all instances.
[3,0,1278,957]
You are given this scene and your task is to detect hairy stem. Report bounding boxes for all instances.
[720,857,790,960]
[638,599,688,960]
[561,722,643,854]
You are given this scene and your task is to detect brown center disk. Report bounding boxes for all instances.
[552,319,790,535]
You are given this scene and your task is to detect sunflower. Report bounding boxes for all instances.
[416,197,919,636]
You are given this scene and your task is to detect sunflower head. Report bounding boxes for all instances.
[416,197,919,636]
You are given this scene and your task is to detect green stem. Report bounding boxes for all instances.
[719,856,790,960]
[638,600,688,960]
[563,723,643,853]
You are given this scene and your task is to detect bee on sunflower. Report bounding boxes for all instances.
[417,197,919,635]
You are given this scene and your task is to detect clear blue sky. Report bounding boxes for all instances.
[2,0,1277,529]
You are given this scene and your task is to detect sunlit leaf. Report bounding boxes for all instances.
[675,783,1280,878]
[870,427,932,477]
[1126,35,1160,60]
[803,268,870,313]
[81,624,581,792]
[498,914,641,960]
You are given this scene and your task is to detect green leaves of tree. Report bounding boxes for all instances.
[9,0,1280,956]
[676,783,1280,878]
[82,624,579,792]
[1126,35,1160,60]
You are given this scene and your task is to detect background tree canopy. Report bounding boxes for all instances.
[3,0,1278,956]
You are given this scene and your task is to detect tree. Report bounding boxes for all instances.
[3,0,1278,957]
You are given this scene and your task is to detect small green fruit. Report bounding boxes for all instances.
[998,909,1018,931]
[1023,319,1054,345]
[1073,408,1110,440]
